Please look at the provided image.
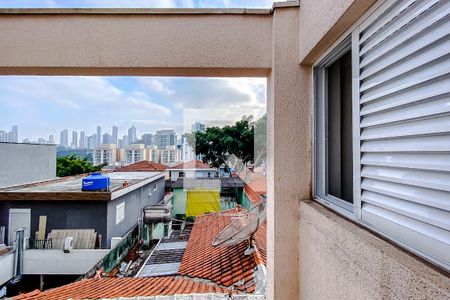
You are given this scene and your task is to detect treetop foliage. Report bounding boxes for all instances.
[56,154,106,177]
[186,114,266,169]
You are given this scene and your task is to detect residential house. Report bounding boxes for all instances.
[178,208,266,294]
[11,277,245,300]
[15,206,267,299]
[168,177,244,218]
[115,160,167,172]
[168,160,218,181]
[239,170,267,210]
[0,172,165,249]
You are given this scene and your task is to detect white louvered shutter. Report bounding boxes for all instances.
[355,0,450,269]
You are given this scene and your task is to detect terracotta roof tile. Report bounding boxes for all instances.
[115,160,167,172]
[239,170,266,205]
[13,277,235,300]
[179,209,266,293]
[170,160,212,170]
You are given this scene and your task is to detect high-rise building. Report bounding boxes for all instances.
[191,122,205,132]
[111,126,118,147]
[11,125,18,143]
[102,133,111,145]
[79,131,86,149]
[93,144,119,166]
[154,129,177,149]
[87,134,96,150]
[0,130,6,142]
[96,126,102,148]
[124,144,147,164]
[48,135,55,144]
[60,129,69,148]
[128,126,137,145]
[122,134,128,147]
[71,131,78,149]
[141,133,153,147]
[160,147,182,165]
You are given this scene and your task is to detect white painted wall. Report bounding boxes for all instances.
[170,170,215,181]
[0,143,56,188]
[0,251,14,285]
[23,249,109,275]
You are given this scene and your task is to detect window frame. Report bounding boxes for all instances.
[313,36,355,219]
[312,0,385,221]
[312,0,450,271]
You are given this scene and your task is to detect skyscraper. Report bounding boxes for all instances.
[154,129,176,149]
[60,129,69,148]
[71,131,78,149]
[96,126,102,148]
[0,130,6,142]
[141,133,153,147]
[48,135,55,144]
[122,134,128,147]
[112,126,118,147]
[88,134,96,150]
[79,131,86,149]
[11,125,18,143]
[102,133,111,145]
[128,126,137,145]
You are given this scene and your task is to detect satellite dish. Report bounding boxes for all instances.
[212,201,266,248]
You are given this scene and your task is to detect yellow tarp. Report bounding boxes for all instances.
[186,189,220,217]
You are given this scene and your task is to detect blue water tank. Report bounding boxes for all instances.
[81,172,110,191]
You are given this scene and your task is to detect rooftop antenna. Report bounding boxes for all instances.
[212,201,266,255]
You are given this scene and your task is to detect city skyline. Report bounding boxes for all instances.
[2,122,204,148]
[0,77,266,142]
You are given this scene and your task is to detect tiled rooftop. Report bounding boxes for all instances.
[239,170,267,205]
[170,160,213,170]
[115,160,168,172]
[178,208,267,293]
[12,277,236,300]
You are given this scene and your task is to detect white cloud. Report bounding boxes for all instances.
[0,76,173,141]
[0,77,121,109]
[124,92,171,116]
[0,75,266,142]
[140,77,266,111]
[138,78,175,96]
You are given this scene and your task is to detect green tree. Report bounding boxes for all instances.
[56,155,106,177]
[186,115,266,169]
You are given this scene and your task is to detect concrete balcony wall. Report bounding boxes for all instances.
[267,5,311,300]
[0,10,272,77]
[23,249,109,275]
[298,201,450,299]
[0,251,14,285]
[298,0,377,65]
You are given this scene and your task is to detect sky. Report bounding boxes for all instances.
[0,76,266,143]
[0,0,270,143]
